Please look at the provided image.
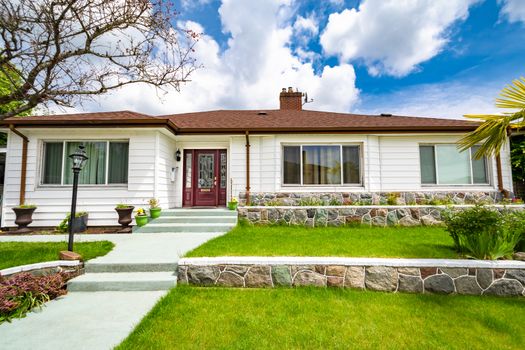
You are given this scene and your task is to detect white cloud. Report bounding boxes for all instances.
[498,0,525,24]
[181,0,213,10]
[293,15,318,36]
[52,0,359,115]
[356,81,502,119]
[320,0,480,77]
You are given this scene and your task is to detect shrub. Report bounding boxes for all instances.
[443,206,525,260]
[0,273,67,324]
[298,198,323,206]
[386,193,399,205]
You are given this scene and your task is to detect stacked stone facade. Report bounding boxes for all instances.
[238,205,523,227]
[240,191,498,206]
[178,260,525,297]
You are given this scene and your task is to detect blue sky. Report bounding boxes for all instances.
[76,0,525,119]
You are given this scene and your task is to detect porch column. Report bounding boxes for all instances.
[245,131,250,206]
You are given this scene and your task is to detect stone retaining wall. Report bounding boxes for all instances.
[240,191,499,206]
[178,257,525,297]
[0,260,84,279]
[238,205,525,227]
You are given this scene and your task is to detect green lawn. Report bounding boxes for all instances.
[0,241,114,270]
[117,287,525,350]
[186,225,458,258]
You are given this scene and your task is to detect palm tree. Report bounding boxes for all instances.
[458,77,525,159]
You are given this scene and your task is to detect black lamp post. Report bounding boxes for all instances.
[67,145,88,252]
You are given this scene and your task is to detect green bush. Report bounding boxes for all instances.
[443,206,525,259]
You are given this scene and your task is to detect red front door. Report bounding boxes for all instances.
[183,149,227,207]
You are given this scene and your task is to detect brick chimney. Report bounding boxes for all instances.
[279,87,303,110]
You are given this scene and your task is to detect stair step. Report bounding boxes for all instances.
[161,209,237,217]
[85,262,178,273]
[67,272,177,292]
[153,216,237,224]
[134,223,235,233]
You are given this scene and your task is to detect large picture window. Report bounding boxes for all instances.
[283,145,361,185]
[419,144,488,185]
[42,141,129,185]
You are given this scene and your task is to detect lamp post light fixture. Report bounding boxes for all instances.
[67,145,88,252]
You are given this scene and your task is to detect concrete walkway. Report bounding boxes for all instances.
[0,230,226,349]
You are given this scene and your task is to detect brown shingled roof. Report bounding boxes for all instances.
[162,109,479,133]
[2,109,479,134]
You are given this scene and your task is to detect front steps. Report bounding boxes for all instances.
[67,272,177,292]
[67,208,237,292]
[133,208,238,234]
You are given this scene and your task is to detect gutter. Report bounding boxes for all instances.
[9,125,28,205]
[245,131,250,206]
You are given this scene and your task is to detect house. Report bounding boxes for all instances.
[0,88,513,228]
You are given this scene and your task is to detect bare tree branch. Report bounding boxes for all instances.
[0,0,199,119]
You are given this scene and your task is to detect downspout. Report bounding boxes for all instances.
[245,131,251,206]
[9,126,28,205]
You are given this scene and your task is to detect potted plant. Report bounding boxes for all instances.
[135,208,148,227]
[57,212,89,233]
[228,197,238,211]
[12,204,37,234]
[148,198,161,219]
[115,204,135,231]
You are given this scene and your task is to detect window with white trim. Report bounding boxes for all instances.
[282,145,361,185]
[419,144,488,185]
[42,141,129,185]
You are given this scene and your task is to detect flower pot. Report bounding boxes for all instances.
[12,207,36,234]
[227,202,238,211]
[70,214,88,233]
[115,206,135,227]
[135,215,148,227]
[150,207,162,219]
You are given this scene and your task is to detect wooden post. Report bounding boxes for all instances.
[9,126,29,205]
[245,131,251,206]
[495,153,509,198]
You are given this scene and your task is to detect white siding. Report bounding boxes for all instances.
[156,131,177,208]
[2,128,159,227]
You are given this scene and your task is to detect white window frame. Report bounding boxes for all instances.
[419,143,491,186]
[281,143,363,187]
[40,140,130,187]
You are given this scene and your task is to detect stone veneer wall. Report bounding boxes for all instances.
[240,191,500,206]
[178,258,525,297]
[238,205,524,227]
[0,260,84,279]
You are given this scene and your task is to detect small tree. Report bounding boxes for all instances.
[458,77,525,158]
[0,0,199,119]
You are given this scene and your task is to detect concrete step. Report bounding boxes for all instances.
[153,216,237,224]
[67,272,177,292]
[161,209,237,217]
[134,222,235,233]
[85,262,178,273]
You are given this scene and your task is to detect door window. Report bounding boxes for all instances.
[198,154,214,189]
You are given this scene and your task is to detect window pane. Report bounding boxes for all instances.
[43,142,63,184]
[108,142,129,184]
[471,146,488,184]
[436,145,471,184]
[283,146,300,184]
[419,146,436,184]
[303,146,341,185]
[220,152,227,188]
[185,152,192,188]
[343,146,360,184]
[64,142,106,185]
[42,142,64,185]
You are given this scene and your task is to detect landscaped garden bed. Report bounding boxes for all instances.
[116,286,525,349]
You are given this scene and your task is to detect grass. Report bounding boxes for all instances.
[0,241,114,270]
[117,286,525,350]
[185,225,458,258]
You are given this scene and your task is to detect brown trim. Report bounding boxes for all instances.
[245,131,251,206]
[9,126,28,205]
[495,154,508,198]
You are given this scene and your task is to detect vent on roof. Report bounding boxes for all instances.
[380,113,392,117]
[257,111,268,115]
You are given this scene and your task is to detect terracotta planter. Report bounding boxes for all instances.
[135,215,148,227]
[115,206,135,227]
[12,207,36,234]
[150,207,161,219]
